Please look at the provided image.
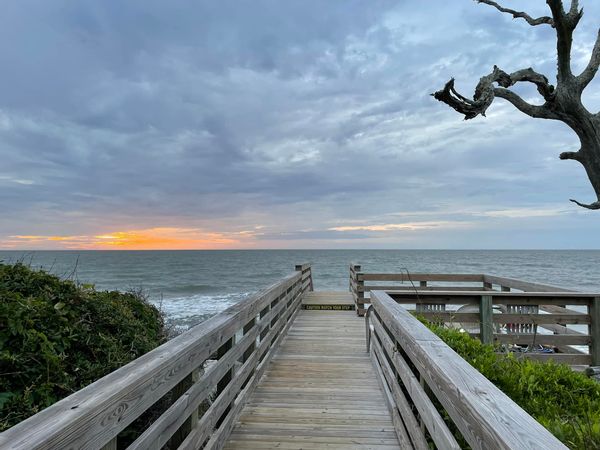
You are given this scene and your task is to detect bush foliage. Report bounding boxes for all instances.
[427,322,600,449]
[0,263,167,431]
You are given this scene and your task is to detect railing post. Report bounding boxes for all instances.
[215,335,236,426]
[479,295,494,345]
[350,264,365,316]
[365,305,372,353]
[168,368,199,447]
[100,438,117,450]
[590,296,600,366]
[242,318,256,363]
[350,263,365,316]
[295,263,313,293]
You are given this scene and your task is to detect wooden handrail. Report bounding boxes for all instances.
[349,264,600,365]
[368,290,568,449]
[0,264,312,450]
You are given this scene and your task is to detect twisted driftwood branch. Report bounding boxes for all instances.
[434,0,600,209]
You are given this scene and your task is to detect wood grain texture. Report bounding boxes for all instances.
[370,290,568,450]
[224,307,401,450]
[371,336,428,449]
[369,313,460,450]
[590,297,600,365]
[0,267,309,450]
[479,295,494,345]
[180,283,304,450]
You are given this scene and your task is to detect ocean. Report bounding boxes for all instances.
[1,250,599,329]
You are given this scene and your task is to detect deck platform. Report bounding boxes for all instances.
[224,299,400,449]
[3,265,579,450]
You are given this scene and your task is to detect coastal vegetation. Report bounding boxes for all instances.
[426,321,600,449]
[0,263,168,432]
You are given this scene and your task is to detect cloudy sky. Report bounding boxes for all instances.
[1,0,599,250]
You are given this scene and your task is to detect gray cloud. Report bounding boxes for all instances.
[1,0,600,248]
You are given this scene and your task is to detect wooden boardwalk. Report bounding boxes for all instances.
[224,292,400,449]
[3,266,577,449]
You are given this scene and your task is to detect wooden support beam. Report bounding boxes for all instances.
[479,295,494,345]
[590,297,600,366]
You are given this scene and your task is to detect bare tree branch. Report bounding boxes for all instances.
[434,0,600,210]
[508,68,555,101]
[547,0,580,82]
[569,0,580,15]
[569,198,600,209]
[432,66,556,120]
[493,88,558,119]
[476,0,554,27]
[578,28,600,89]
[559,149,583,161]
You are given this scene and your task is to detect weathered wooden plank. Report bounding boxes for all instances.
[370,345,415,450]
[204,294,303,450]
[180,287,303,449]
[366,286,486,292]
[370,314,460,450]
[226,440,400,450]
[371,336,429,450]
[389,292,593,306]
[482,275,572,293]
[491,333,591,346]
[370,290,568,450]
[224,308,400,449]
[362,285,486,293]
[127,303,278,450]
[590,297,600,366]
[479,295,493,345]
[416,311,591,325]
[361,273,484,282]
[100,438,117,450]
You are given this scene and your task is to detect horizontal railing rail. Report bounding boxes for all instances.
[349,264,600,366]
[350,266,492,316]
[367,290,569,450]
[387,290,599,366]
[0,264,313,450]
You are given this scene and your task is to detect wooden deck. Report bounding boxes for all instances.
[2,265,580,449]
[224,300,400,449]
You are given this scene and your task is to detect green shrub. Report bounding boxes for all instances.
[0,263,168,431]
[426,321,600,449]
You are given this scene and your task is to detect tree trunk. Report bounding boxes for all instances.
[562,113,600,208]
[432,0,600,209]
[580,132,600,207]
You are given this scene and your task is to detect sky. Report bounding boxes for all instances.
[1,0,600,250]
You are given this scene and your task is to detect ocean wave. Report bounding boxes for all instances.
[151,291,253,328]
[163,284,218,294]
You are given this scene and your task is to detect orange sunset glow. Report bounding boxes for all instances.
[3,227,254,250]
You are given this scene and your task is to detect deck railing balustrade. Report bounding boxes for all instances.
[0,265,313,450]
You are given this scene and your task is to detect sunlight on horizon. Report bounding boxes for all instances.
[2,227,250,250]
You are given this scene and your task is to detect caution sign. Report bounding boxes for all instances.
[302,304,355,311]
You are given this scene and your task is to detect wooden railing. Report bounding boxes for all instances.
[367,290,569,449]
[391,290,598,366]
[350,265,600,366]
[350,265,488,315]
[0,264,313,450]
